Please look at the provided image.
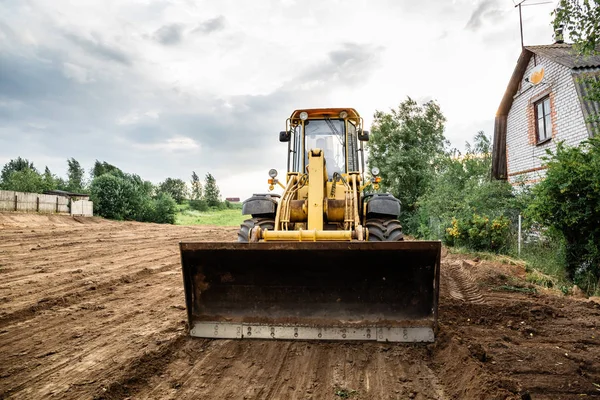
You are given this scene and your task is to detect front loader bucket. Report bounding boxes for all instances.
[179,241,441,342]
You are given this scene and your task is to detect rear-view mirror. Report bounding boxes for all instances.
[279,131,291,142]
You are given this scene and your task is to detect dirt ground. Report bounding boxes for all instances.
[1,212,599,400]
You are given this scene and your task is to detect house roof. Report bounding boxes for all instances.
[492,43,600,180]
[525,43,600,69]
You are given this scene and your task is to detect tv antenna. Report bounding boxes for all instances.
[513,0,554,48]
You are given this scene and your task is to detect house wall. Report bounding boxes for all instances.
[506,54,589,184]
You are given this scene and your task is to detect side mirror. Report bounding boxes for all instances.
[358,130,369,141]
[279,131,291,142]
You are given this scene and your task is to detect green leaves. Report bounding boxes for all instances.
[190,171,203,200]
[204,173,221,207]
[157,178,188,204]
[528,136,600,287]
[367,97,447,231]
[89,171,176,224]
[66,158,86,193]
[1,167,46,193]
[552,0,599,55]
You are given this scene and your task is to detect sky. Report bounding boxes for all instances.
[0,0,560,200]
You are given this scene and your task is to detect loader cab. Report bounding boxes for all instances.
[283,108,367,180]
[305,119,345,177]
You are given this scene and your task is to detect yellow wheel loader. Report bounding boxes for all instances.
[180,108,441,342]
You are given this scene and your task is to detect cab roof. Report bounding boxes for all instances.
[289,108,360,120]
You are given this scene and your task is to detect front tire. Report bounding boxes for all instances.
[237,218,275,242]
[366,218,404,241]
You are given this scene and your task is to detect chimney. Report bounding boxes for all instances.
[554,24,564,44]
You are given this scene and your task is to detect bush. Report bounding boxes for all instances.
[528,137,600,290]
[153,193,177,224]
[415,132,519,253]
[90,174,130,220]
[189,199,209,212]
[90,173,176,224]
[444,214,511,252]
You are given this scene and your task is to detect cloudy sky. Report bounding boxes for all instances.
[0,0,559,199]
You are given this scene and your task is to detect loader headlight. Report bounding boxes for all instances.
[371,167,380,176]
[339,110,348,119]
[268,168,278,178]
[299,111,308,121]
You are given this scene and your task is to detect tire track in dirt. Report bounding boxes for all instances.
[132,340,451,400]
[92,334,193,400]
[0,220,236,324]
[440,260,485,304]
[435,294,600,399]
[1,250,175,310]
[0,261,178,328]
[0,269,187,398]
[0,214,238,399]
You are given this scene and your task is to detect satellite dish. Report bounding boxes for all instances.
[527,65,545,86]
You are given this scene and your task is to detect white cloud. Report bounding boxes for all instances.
[116,110,160,125]
[133,136,201,152]
[63,62,95,83]
[0,0,560,200]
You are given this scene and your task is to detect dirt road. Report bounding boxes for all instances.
[1,213,599,399]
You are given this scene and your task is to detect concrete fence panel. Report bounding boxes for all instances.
[38,194,58,213]
[17,192,38,212]
[0,191,16,211]
[57,196,69,213]
[0,190,92,216]
[70,200,93,217]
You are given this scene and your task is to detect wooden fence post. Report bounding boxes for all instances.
[14,194,17,211]
[36,196,40,212]
[56,197,59,213]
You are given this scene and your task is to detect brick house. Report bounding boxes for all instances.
[491,43,600,183]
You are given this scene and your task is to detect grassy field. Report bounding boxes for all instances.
[175,207,246,227]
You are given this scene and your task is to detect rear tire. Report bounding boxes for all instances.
[366,218,404,241]
[238,218,275,242]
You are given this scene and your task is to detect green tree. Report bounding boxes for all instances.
[157,178,188,204]
[203,173,221,207]
[528,137,600,291]
[89,174,132,220]
[367,97,447,231]
[415,132,517,251]
[1,168,45,193]
[92,160,124,179]
[66,158,86,193]
[1,157,35,184]
[42,166,58,191]
[552,0,599,54]
[190,171,203,200]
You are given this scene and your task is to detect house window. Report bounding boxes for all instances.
[534,96,552,142]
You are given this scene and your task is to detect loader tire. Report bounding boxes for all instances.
[238,218,275,242]
[366,218,404,241]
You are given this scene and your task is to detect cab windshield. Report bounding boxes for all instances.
[304,119,345,178]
